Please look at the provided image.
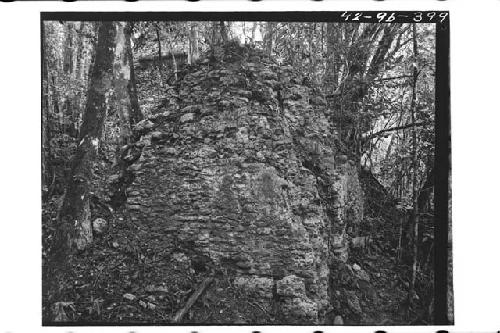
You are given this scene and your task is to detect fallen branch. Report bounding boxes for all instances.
[172,277,214,323]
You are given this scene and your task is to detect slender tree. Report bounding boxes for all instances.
[154,22,164,87]
[163,24,178,81]
[220,21,229,43]
[63,22,74,75]
[188,22,200,65]
[55,22,116,256]
[417,164,434,213]
[69,22,88,136]
[264,22,274,56]
[408,23,420,310]
[125,22,143,125]
[324,23,338,95]
[251,22,257,43]
[42,22,52,197]
[74,22,86,80]
[114,21,134,145]
[309,23,316,80]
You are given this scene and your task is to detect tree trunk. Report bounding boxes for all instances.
[251,22,257,43]
[71,21,84,133]
[408,23,420,309]
[125,22,143,124]
[71,23,80,76]
[55,22,116,257]
[188,22,200,65]
[114,22,134,145]
[42,22,52,196]
[366,24,402,79]
[325,23,337,94]
[188,25,193,65]
[418,164,434,213]
[309,23,316,80]
[63,22,74,75]
[72,22,87,131]
[211,21,218,47]
[75,23,86,81]
[164,30,178,81]
[242,21,247,42]
[171,50,178,81]
[264,22,274,56]
[220,21,228,43]
[155,24,164,87]
[62,22,80,136]
[50,75,62,133]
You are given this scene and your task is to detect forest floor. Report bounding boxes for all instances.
[343,228,418,325]
[43,198,280,324]
[42,195,429,325]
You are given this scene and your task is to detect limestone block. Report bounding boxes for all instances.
[234,276,273,299]
[345,290,362,314]
[280,297,318,322]
[180,113,195,123]
[92,218,107,234]
[277,275,306,297]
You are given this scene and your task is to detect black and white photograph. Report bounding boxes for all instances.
[39,12,452,326]
[3,0,500,331]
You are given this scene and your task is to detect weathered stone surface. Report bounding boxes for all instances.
[120,45,365,323]
[150,131,164,141]
[145,285,170,294]
[127,163,142,172]
[354,268,371,282]
[134,119,155,132]
[276,275,306,297]
[337,154,348,164]
[108,174,120,183]
[161,147,178,155]
[180,113,195,123]
[126,204,141,210]
[139,300,156,310]
[123,293,136,301]
[280,297,318,323]
[310,95,326,106]
[234,276,273,299]
[346,290,362,314]
[172,252,190,265]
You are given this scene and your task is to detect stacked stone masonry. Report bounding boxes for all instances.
[119,44,364,323]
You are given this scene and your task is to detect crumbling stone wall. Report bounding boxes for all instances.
[117,44,364,323]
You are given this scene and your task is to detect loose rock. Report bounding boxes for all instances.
[180,113,195,123]
[234,276,273,299]
[92,218,107,234]
[276,275,306,297]
[123,293,136,301]
[346,290,362,314]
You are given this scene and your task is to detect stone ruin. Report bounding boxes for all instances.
[114,42,364,323]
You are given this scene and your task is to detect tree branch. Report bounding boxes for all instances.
[172,277,213,323]
[364,121,431,140]
[373,74,414,82]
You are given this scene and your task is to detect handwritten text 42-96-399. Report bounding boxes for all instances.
[341,11,449,23]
